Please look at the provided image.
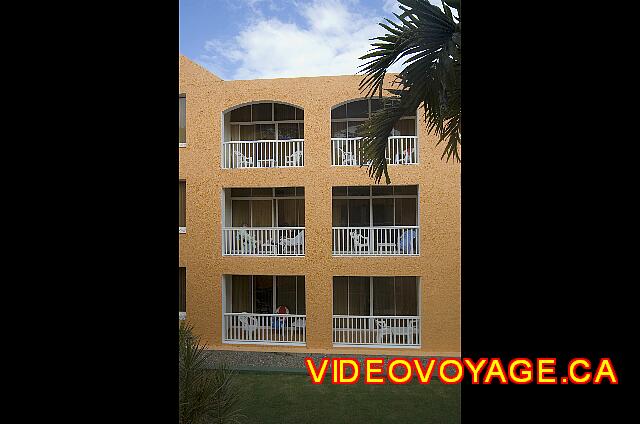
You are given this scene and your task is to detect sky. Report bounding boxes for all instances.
[179,0,448,80]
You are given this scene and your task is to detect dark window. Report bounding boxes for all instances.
[394,185,418,195]
[252,103,273,121]
[274,103,296,121]
[331,104,347,120]
[230,105,251,122]
[179,181,186,227]
[179,267,186,313]
[179,95,186,144]
[295,108,304,120]
[347,99,369,119]
[277,123,299,140]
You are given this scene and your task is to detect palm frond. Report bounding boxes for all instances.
[358,0,461,183]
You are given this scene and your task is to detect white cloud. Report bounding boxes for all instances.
[201,0,406,80]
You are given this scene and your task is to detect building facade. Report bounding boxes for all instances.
[178,55,461,357]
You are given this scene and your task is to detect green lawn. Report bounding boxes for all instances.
[229,371,460,424]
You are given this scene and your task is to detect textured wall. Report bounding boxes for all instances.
[179,55,461,356]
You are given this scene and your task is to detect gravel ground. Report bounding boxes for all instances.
[204,349,453,376]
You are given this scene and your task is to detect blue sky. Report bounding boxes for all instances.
[179,0,446,80]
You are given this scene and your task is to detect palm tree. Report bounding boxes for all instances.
[179,322,245,424]
[359,0,461,184]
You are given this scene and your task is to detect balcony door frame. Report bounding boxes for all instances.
[332,186,419,228]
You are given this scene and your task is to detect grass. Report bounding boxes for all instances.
[225,370,460,424]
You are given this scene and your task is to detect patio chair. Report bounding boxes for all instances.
[349,231,369,252]
[233,150,253,168]
[236,228,257,253]
[397,228,417,254]
[283,150,303,167]
[238,314,259,340]
[375,319,392,343]
[279,230,304,254]
[337,147,357,166]
[394,147,415,164]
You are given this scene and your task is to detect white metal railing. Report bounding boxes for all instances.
[333,315,421,347]
[223,313,306,345]
[222,140,304,169]
[332,226,419,256]
[331,136,418,166]
[222,227,305,256]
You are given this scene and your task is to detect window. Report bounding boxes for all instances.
[179,267,186,319]
[179,94,186,146]
[332,185,418,227]
[228,187,305,227]
[179,181,186,232]
[334,276,418,316]
[228,102,304,141]
[229,275,306,314]
[331,98,417,138]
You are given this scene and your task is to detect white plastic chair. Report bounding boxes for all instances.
[279,231,304,254]
[337,147,357,166]
[375,319,391,343]
[233,150,253,167]
[238,314,259,340]
[349,231,369,252]
[284,150,303,166]
[236,228,257,253]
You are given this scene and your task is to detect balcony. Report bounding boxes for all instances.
[222,227,305,256]
[222,187,305,256]
[332,276,420,347]
[332,226,418,256]
[332,185,419,256]
[222,139,304,169]
[331,136,418,166]
[223,102,304,169]
[223,275,306,345]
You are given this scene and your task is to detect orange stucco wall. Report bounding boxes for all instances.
[179,55,460,356]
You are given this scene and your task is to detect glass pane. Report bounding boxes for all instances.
[230,105,251,122]
[373,277,394,316]
[332,186,347,196]
[394,185,418,195]
[394,118,416,136]
[232,275,252,312]
[370,98,383,113]
[295,187,305,196]
[347,100,369,119]
[331,121,347,138]
[254,275,273,314]
[230,124,239,141]
[256,124,275,140]
[230,188,251,197]
[349,276,370,316]
[277,199,297,227]
[275,187,295,197]
[251,188,272,197]
[239,125,255,141]
[297,277,306,314]
[179,267,186,312]
[333,277,348,315]
[274,103,296,121]
[179,181,186,227]
[179,96,186,143]
[299,123,304,139]
[348,186,370,196]
[276,276,297,314]
[395,277,418,316]
[372,186,393,196]
[252,103,273,121]
[347,120,364,138]
[331,104,346,119]
[373,198,394,226]
[231,200,251,226]
[395,198,417,226]
[252,200,273,227]
[297,199,305,226]
[295,108,304,120]
[277,123,299,140]
[349,199,370,227]
[332,199,348,227]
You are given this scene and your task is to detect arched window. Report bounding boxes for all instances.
[222,102,305,168]
[330,99,418,166]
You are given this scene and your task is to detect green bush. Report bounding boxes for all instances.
[179,323,245,424]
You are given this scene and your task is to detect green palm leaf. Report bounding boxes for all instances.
[359,0,461,183]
